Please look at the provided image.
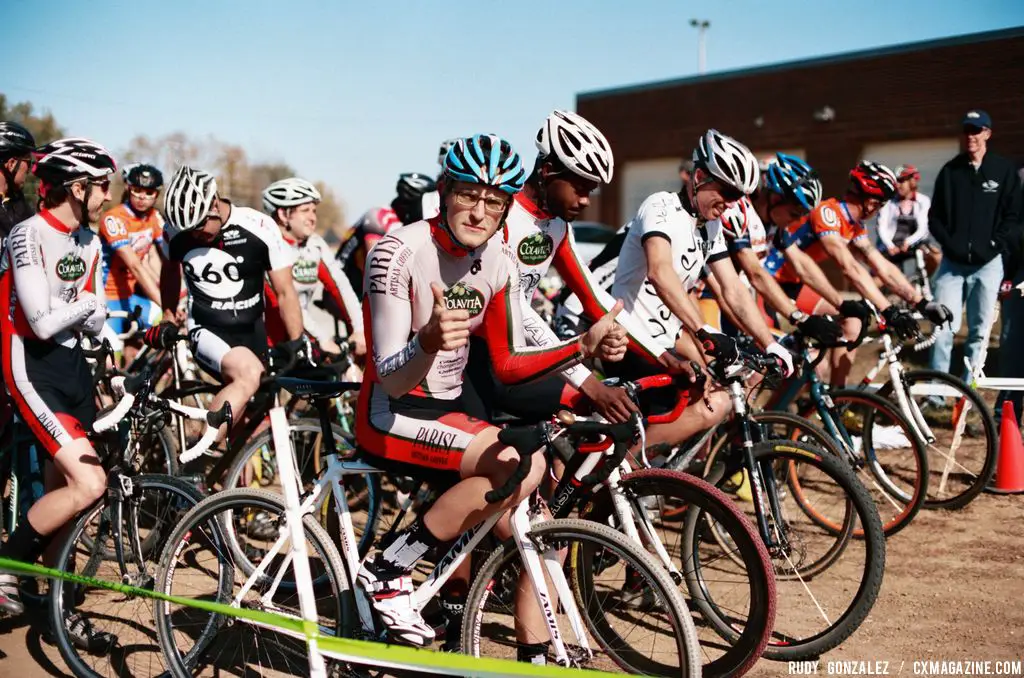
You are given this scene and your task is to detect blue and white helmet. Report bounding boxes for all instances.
[763,153,822,212]
[442,134,526,195]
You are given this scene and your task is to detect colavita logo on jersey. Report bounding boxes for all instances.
[444,282,484,317]
[292,258,318,284]
[56,253,87,281]
[517,232,553,266]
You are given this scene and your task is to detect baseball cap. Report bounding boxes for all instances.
[896,164,919,181]
[962,110,992,129]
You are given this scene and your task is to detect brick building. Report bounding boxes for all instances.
[577,27,1024,227]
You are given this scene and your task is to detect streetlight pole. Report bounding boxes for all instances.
[690,19,710,74]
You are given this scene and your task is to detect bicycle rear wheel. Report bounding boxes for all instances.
[49,474,203,678]
[877,369,997,509]
[703,439,886,661]
[462,518,701,677]
[154,488,349,678]
[584,468,775,678]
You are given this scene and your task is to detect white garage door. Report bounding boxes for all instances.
[861,138,960,202]
[619,159,680,224]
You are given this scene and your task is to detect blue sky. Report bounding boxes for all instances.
[2,1,1022,221]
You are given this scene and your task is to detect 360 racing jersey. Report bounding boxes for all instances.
[165,203,295,330]
[99,203,164,300]
[360,217,585,403]
[763,198,866,284]
[265,232,363,345]
[336,206,402,296]
[611,191,729,349]
[503,192,666,385]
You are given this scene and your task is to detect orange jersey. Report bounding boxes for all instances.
[767,198,868,284]
[99,203,164,299]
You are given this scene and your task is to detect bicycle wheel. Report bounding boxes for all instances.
[155,488,349,678]
[462,517,701,677]
[584,468,775,678]
[703,439,886,661]
[221,418,381,559]
[794,391,933,540]
[49,474,203,678]
[877,369,997,509]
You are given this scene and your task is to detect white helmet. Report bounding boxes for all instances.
[693,129,760,196]
[262,177,322,213]
[163,165,218,237]
[437,138,458,167]
[535,110,614,184]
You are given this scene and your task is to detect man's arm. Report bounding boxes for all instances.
[644,235,710,337]
[268,267,304,341]
[781,244,844,308]
[927,166,951,251]
[114,247,162,303]
[853,240,921,304]
[734,247,799,319]
[818,235,891,309]
[706,257,776,349]
[518,296,593,388]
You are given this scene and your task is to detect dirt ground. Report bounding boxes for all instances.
[2,336,1024,677]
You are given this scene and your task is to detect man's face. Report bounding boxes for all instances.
[962,125,991,155]
[766,194,807,229]
[861,197,884,220]
[693,168,744,221]
[896,176,917,199]
[282,202,318,241]
[128,186,159,213]
[73,178,112,224]
[444,181,511,249]
[4,156,31,190]
[543,165,598,222]
[196,198,226,240]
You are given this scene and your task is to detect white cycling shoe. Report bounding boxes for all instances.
[357,559,435,647]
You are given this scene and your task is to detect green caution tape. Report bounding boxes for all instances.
[0,556,621,677]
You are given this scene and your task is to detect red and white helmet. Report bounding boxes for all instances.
[850,161,897,200]
[535,110,614,184]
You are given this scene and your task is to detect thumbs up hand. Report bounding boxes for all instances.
[419,283,473,354]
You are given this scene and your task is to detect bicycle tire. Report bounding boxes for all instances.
[49,474,204,678]
[704,439,885,661]
[461,517,702,677]
[221,418,381,560]
[585,468,776,678]
[877,369,997,509]
[155,487,349,678]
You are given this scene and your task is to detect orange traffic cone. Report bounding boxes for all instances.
[990,401,1024,494]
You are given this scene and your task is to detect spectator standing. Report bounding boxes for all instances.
[927,110,1022,391]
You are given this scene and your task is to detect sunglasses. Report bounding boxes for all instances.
[130,187,159,198]
[452,189,510,214]
[963,125,986,136]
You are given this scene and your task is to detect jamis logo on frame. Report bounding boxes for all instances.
[443,282,485,318]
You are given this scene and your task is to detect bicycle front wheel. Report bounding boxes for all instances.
[877,369,997,509]
[462,517,702,677]
[49,474,203,678]
[154,488,349,678]
[704,439,886,661]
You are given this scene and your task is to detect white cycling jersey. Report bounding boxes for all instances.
[285,232,363,340]
[611,191,728,349]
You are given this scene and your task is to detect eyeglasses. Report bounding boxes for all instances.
[452,189,510,214]
[130,187,159,198]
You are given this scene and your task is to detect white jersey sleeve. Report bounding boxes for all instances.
[248,209,298,272]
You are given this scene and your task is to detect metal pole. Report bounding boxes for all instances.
[690,19,710,74]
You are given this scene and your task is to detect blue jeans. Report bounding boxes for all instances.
[929,256,1003,382]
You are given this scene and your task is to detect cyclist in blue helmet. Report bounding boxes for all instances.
[703,152,848,345]
[356,133,627,653]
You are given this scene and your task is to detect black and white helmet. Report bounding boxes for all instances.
[692,129,760,196]
[535,110,614,184]
[262,177,321,213]
[437,138,458,167]
[163,165,218,236]
[33,137,116,185]
[0,121,36,158]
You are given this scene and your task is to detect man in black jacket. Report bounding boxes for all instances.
[928,110,1023,384]
[0,121,37,245]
